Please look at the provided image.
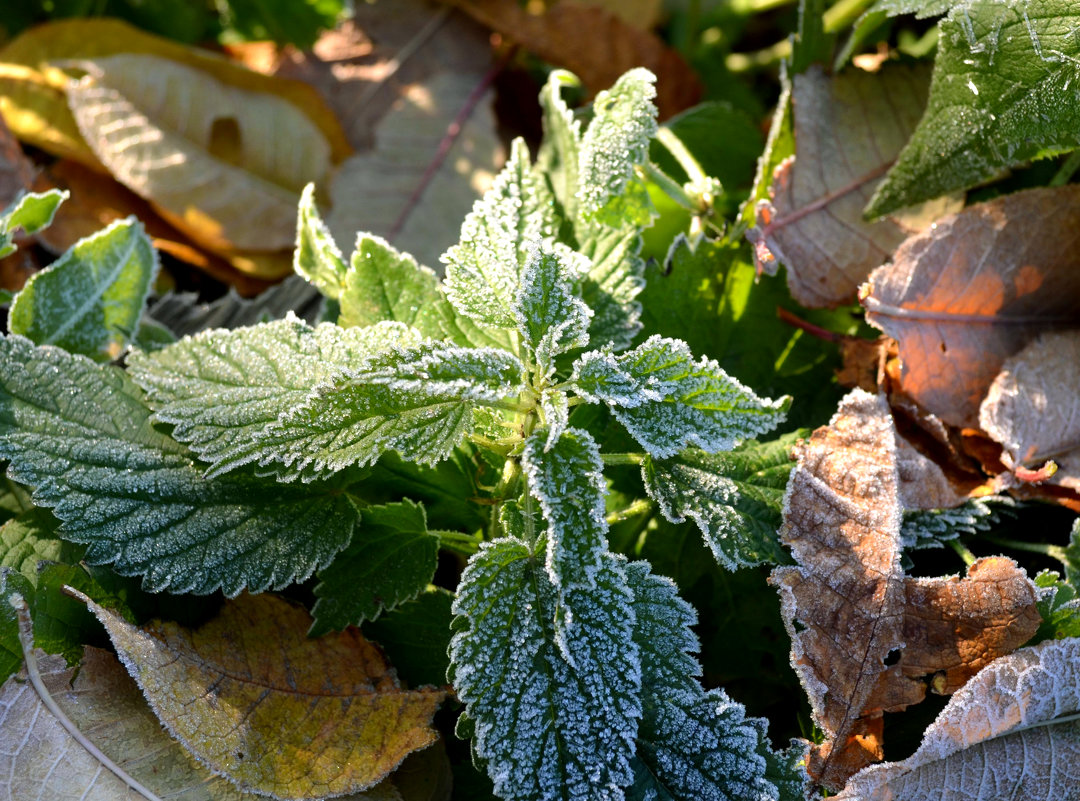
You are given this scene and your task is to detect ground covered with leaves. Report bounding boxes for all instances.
[0,1,1079,800]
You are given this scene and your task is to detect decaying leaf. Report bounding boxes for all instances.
[0,114,31,209]
[443,0,701,119]
[746,63,959,308]
[980,330,1080,493]
[835,637,1080,801]
[861,185,1080,427]
[73,589,445,800]
[773,389,1040,791]
[64,53,331,255]
[0,645,410,801]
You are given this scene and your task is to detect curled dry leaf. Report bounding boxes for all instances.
[862,184,1080,427]
[443,0,701,119]
[835,637,1080,801]
[746,63,959,308]
[0,647,405,800]
[773,389,1040,791]
[71,589,445,801]
[980,330,1080,494]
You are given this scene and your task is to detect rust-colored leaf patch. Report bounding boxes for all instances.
[772,389,1040,791]
[71,589,446,801]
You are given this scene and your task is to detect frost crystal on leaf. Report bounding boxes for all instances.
[259,341,525,479]
[577,68,658,226]
[443,137,558,329]
[537,69,583,223]
[579,224,646,351]
[513,242,592,381]
[573,335,788,458]
[642,435,799,571]
[294,182,348,300]
[522,428,609,631]
[127,316,423,477]
[449,539,640,801]
[0,335,358,595]
[625,560,787,801]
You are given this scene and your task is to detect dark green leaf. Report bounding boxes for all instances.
[650,102,763,192]
[364,587,453,689]
[310,500,438,635]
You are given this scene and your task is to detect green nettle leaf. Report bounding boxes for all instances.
[522,427,608,610]
[340,234,447,337]
[443,137,558,329]
[127,316,422,477]
[8,217,158,361]
[642,433,802,571]
[624,560,793,801]
[0,189,67,259]
[0,335,359,595]
[539,389,570,449]
[294,183,348,299]
[513,242,592,380]
[867,0,1080,216]
[261,341,526,479]
[572,335,789,458]
[0,507,71,582]
[537,69,584,225]
[364,587,454,689]
[449,538,640,801]
[579,223,646,352]
[577,68,658,227]
[310,499,438,636]
[1034,570,1080,643]
[900,497,1015,552]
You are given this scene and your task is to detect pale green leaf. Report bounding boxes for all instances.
[642,433,802,571]
[340,233,446,337]
[0,334,359,595]
[127,317,422,477]
[578,68,658,227]
[869,0,960,19]
[539,389,569,450]
[310,499,438,636]
[294,182,348,299]
[513,242,592,380]
[537,69,583,225]
[572,335,789,458]
[443,137,558,329]
[449,539,640,801]
[0,189,66,259]
[261,342,525,479]
[624,560,791,801]
[867,0,1080,216]
[522,427,608,620]
[8,217,158,360]
[579,223,645,352]
[0,507,68,583]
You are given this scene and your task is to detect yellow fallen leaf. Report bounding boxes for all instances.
[0,18,351,168]
[71,589,446,801]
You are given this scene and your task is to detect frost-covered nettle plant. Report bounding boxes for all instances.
[0,69,802,799]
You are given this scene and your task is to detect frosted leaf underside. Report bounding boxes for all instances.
[449,539,640,801]
[573,335,787,458]
[127,317,423,477]
[0,335,358,595]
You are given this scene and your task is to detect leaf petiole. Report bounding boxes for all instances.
[601,453,646,466]
[983,536,1068,565]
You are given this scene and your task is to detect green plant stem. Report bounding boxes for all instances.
[485,398,536,414]
[947,538,978,567]
[1050,150,1080,186]
[606,498,652,525]
[984,536,1068,565]
[436,529,484,556]
[655,127,709,188]
[601,453,645,466]
[823,0,875,32]
[638,162,700,213]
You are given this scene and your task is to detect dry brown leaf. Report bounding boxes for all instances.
[835,637,1080,801]
[746,64,960,308]
[443,0,701,119]
[0,646,406,800]
[773,389,1040,791]
[980,330,1080,493]
[0,113,32,209]
[861,185,1080,428]
[0,18,350,170]
[73,590,446,801]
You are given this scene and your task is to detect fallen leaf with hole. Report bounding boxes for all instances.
[772,389,1040,791]
[71,589,446,800]
[861,185,1080,427]
[746,63,959,307]
[835,637,1080,801]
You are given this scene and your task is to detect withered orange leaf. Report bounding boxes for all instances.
[71,589,446,801]
[442,0,701,119]
[980,330,1080,494]
[862,185,1080,428]
[746,64,958,308]
[773,389,1040,791]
